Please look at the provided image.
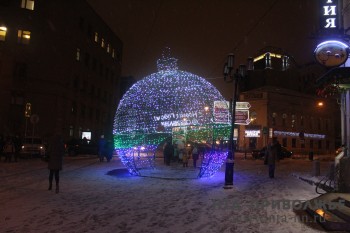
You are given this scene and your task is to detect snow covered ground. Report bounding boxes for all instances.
[0,153,343,233]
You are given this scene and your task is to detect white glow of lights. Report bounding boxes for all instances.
[274,130,325,139]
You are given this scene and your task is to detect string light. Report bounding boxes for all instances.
[114,48,230,177]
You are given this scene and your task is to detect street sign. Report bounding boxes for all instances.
[236,102,251,109]
[235,110,250,125]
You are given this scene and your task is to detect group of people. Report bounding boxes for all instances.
[163,140,200,168]
[0,135,22,163]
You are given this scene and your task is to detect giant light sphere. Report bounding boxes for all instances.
[114,50,230,177]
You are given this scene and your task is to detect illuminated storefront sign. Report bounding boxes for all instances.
[320,0,338,29]
[245,130,261,138]
[314,40,349,67]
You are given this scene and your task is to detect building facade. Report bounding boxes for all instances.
[237,48,340,156]
[0,0,123,143]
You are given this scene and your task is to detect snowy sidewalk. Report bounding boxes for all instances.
[0,154,341,233]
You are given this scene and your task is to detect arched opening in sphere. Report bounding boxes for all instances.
[113,50,231,178]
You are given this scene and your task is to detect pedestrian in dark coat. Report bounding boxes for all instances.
[264,140,279,178]
[163,140,173,166]
[47,133,65,193]
[192,144,199,168]
[98,135,107,162]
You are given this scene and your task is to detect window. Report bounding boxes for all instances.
[17,30,31,44]
[76,48,80,61]
[0,26,7,41]
[265,52,271,68]
[282,113,287,126]
[282,56,289,71]
[69,126,74,137]
[107,43,110,53]
[282,138,287,147]
[300,116,304,126]
[112,49,115,58]
[21,0,34,10]
[94,32,98,42]
[71,101,77,115]
[101,38,105,48]
[272,112,276,126]
[291,114,295,128]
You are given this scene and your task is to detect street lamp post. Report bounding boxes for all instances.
[223,54,248,187]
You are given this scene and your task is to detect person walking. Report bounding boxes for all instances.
[264,139,279,178]
[192,143,199,168]
[182,150,189,167]
[47,133,65,193]
[98,135,106,162]
[163,139,173,166]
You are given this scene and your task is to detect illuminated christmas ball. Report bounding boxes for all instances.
[113,49,229,177]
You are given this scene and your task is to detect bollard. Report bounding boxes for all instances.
[312,160,320,176]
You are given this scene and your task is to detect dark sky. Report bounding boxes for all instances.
[87,0,320,98]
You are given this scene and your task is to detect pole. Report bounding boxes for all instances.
[225,77,239,186]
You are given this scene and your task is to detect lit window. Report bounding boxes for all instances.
[0,26,7,41]
[94,32,98,42]
[21,0,34,10]
[112,49,115,58]
[17,30,31,44]
[107,43,110,53]
[101,38,105,48]
[265,52,271,69]
[76,48,80,61]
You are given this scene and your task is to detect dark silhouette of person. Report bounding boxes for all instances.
[192,144,199,168]
[47,133,65,193]
[264,139,279,178]
[163,140,173,166]
[98,135,107,162]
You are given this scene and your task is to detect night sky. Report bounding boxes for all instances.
[87,0,320,98]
